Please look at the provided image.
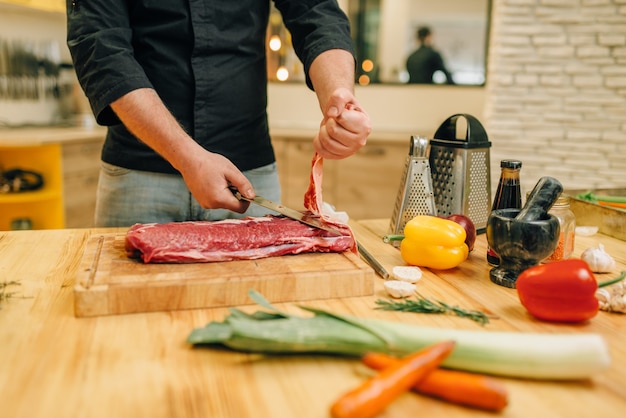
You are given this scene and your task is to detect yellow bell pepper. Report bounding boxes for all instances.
[400,215,469,270]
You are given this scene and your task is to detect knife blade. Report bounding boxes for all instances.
[230,187,344,236]
[357,242,390,279]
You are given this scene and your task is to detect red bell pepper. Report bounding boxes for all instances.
[516,259,625,323]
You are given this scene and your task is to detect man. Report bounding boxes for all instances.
[66,1,371,227]
[406,26,455,85]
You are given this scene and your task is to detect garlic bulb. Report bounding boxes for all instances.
[581,244,616,273]
[383,280,416,298]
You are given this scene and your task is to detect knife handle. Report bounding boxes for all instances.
[228,186,246,201]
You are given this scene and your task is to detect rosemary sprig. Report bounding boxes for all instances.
[375,294,491,326]
[0,281,21,309]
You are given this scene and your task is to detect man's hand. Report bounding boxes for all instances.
[308,49,372,159]
[179,149,254,213]
[111,88,254,213]
[313,87,371,159]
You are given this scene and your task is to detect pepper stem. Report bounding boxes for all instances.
[382,234,405,243]
[598,271,626,288]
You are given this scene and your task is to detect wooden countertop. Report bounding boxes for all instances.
[0,125,106,146]
[1,221,625,418]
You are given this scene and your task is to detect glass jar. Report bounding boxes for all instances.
[544,195,576,262]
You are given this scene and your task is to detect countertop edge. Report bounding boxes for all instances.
[0,126,107,146]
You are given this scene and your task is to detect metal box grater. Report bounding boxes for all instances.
[389,136,437,237]
[429,114,492,233]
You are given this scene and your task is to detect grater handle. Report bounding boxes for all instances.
[433,114,489,145]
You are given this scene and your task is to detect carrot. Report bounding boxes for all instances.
[598,201,626,209]
[362,352,508,412]
[329,340,455,418]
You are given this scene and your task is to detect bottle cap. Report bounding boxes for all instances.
[501,160,522,169]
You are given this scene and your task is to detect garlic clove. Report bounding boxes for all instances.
[596,288,611,306]
[384,280,417,298]
[392,265,423,283]
[609,295,626,313]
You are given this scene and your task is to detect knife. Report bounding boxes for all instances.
[229,187,344,236]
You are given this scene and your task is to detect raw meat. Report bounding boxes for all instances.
[304,152,324,213]
[125,215,354,263]
[126,150,357,263]
[304,152,357,251]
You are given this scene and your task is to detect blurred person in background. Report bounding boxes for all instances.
[406,26,455,85]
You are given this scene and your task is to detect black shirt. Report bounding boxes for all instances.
[67,0,355,174]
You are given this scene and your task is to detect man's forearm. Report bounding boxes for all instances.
[109,88,205,173]
[308,49,356,112]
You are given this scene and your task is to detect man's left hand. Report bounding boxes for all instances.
[313,88,371,159]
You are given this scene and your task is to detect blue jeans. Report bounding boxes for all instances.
[94,162,281,227]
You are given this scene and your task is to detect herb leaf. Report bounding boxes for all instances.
[375,294,491,326]
[0,281,21,309]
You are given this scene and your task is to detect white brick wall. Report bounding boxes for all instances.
[484,0,626,196]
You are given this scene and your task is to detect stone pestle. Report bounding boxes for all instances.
[515,176,563,222]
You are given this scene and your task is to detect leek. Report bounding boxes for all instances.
[187,290,611,380]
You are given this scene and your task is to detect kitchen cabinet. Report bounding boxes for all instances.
[332,142,407,220]
[273,130,409,220]
[0,127,105,230]
[61,138,103,228]
[0,142,64,229]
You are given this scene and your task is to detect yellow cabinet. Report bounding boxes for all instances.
[0,143,64,230]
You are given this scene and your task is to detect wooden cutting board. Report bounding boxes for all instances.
[74,232,375,317]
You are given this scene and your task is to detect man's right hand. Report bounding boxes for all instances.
[179,148,254,213]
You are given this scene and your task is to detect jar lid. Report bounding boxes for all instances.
[501,160,522,169]
[553,195,570,206]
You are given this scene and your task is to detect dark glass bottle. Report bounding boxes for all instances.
[487,160,522,265]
